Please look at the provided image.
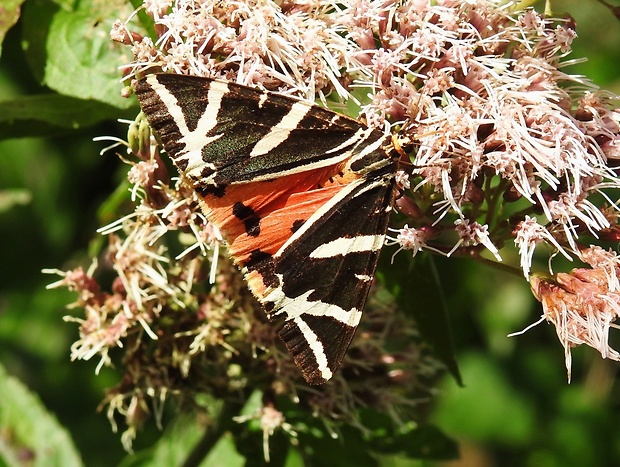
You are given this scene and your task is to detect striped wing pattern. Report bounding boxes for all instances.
[134,74,396,384]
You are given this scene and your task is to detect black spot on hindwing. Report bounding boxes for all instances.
[244,249,279,289]
[233,202,261,236]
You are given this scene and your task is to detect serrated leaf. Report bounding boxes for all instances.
[377,250,462,385]
[0,0,24,58]
[45,10,129,107]
[0,93,136,139]
[0,363,82,466]
[21,0,134,108]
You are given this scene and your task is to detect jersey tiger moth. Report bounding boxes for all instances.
[134,73,398,385]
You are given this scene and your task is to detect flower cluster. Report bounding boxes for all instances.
[50,0,620,453]
[112,0,361,100]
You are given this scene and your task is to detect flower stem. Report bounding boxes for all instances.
[459,249,525,278]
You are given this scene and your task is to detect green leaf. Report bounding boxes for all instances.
[0,93,136,139]
[120,413,246,467]
[203,433,245,467]
[433,352,536,445]
[378,424,459,460]
[359,409,458,460]
[297,425,379,467]
[283,447,305,467]
[0,362,83,466]
[129,0,157,40]
[0,0,24,58]
[377,250,462,385]
[237,389,264,419]
[0,188,31,212]
[21,0,134,108]
[21,0,60,84]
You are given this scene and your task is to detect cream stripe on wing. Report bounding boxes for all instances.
[293,317,333,381]
[147,75,227,178]
[323,127,367,155]
[309,235,383,259]
[250,101,312,157]
[264,288,363,327]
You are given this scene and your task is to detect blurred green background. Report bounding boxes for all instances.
[1,1,620,466]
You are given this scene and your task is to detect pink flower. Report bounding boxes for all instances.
[529,246,620,381]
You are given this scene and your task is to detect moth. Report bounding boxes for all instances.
[134,73,397,384]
